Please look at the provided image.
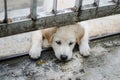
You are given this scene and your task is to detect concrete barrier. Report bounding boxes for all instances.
[0,14,120,60]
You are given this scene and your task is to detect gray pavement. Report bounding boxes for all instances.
[0,35,120,80]
[0,0,120,80]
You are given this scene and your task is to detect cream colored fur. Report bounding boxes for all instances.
[29,14,120,60]
[29,23,87,60]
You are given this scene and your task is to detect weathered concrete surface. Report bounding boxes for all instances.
[0,35,120,80]
[1,14,120,60]
[0,32,32,58]
[0,0,120,79]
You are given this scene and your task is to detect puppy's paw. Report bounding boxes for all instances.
[29,47,42,59]
[79,43,90,57]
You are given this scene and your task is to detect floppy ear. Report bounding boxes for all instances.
[42,27,57,44]
[75,24,85,44]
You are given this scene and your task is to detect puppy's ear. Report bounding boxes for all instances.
[42,27,57,43]
[75,24,85,44]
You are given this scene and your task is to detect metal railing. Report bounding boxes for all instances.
[0,0,120,37]
[30,0,37,20]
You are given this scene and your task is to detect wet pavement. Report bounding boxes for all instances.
[0,35,120,80]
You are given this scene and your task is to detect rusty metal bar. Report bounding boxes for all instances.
[75,0,83,11]
[94,0,100,7]
[30,0,37,20]
[3,0,8,23]
[52,0,57,14]
[113,0,120,3]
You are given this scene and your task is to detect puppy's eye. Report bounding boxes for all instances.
[69,42,73,46]
[55,41,61,45]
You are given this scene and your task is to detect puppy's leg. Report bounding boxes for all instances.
[29,30,42,59]
[79,22,90,56]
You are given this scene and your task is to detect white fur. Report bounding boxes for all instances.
[51,23,90,60]
[51,27,76,60]
[29,24,89,60]
[78,22,90,56]
[29,14,120,60]
[29,30,42,59]
[30,0,120,60]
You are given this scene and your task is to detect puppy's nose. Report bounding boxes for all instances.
[60,55,68,61]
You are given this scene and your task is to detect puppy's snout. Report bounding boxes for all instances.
[60,55,68,61]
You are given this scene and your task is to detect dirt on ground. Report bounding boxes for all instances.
[0,35,120,80]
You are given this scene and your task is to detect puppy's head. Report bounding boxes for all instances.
[52,30,76,61]
[43,25,84,61]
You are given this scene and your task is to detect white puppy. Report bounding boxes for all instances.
[29,22,90,61]
[29,14,120,61]
[29,0,120,61]
[29,0,90,61]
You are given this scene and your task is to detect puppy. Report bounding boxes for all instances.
[29,14,120,61]
[29,22,90,61]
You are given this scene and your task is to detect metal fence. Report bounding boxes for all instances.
[0,0,120,37]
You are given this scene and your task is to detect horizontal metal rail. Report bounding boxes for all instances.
[0,0,120,37]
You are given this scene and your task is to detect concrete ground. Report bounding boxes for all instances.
[0,35,120,80]
[0,0,120,80]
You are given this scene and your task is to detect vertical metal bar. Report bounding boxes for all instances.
[30,0,37,20]
[117,0,120,4]
[94,0,100,7]
[94,0,100,18]
[52,0,57,14]
[112,0,120,4]
[4,0,8,23]
[75,0,83,11]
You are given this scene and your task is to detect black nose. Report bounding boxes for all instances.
[60,55,68,61]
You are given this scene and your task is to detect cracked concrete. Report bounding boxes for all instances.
[0,35,120,80]
[0,0,120,79]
